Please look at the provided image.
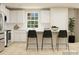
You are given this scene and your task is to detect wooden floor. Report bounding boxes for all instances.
[0,42,79,55]
[0,33,79,55]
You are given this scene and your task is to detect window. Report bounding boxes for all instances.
[27,13,38,28]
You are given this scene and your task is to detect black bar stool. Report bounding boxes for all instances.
[56,30,69,51]
[26,30,38,51]
[41,30,53,50]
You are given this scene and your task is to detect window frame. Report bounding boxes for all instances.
[27,11,39,29]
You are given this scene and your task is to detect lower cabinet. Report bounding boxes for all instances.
[11,30,27,42]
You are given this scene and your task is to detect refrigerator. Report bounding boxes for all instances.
[0,13,4,52]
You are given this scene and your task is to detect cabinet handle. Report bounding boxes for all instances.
[0,38,4,40]
[0,33,4,34]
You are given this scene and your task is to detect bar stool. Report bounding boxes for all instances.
[41,30,53,50]
[56,30,69,51]
[26,30,38,51]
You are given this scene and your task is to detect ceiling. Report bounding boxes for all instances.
[4,3,79,9]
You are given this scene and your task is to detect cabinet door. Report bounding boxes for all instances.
[40,10,50,29]
[41,10,50,23]
[17,11,25,23]
[10,11,18,23]
[10,10,25,23]
[11,30,26,42]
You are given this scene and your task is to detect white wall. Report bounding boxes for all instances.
[50,8,68,31]
[73,9,79,42]
[68,8,79,42]
[74,9,79,42]
[68,8,76,18]
[6,8,69,42]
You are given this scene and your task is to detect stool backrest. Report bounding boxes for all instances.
[58,30,67,38]
[43,30,52,38]
[28,30,37,38]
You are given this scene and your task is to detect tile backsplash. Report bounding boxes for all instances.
[4,23,26,30]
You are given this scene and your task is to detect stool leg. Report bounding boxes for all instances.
[57,38,59,51]
[51,38,53,50]
[36,37,38,51]
[67,43,69,51]
[66,39,68,49]
[26,38,29,50]
[41,37,43,50]
[66,38,69,51]
[67,39,69,51]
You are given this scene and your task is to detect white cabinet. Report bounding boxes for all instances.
[11,30,26,42]
[50,8,68,31]
[9,10,25,23]
[41,10,50,23]
[0,4,5,13]
[40,10,50,29]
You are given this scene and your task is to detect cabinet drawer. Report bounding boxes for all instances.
[0,34,4,39]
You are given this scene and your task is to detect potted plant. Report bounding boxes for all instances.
[68,17,75,43]
[51,26,58,31]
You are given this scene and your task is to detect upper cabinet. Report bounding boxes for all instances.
[50,8,68,31]
[0,4,5,13]
[9,10,25,23]
[40,10,50,30]
[41,10,50,23]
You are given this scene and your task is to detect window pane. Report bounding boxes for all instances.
[35,17,38,20]
[35,21,38,24]
[35,25,38,28]
[30,25,33,28]
[28,13,31,16]
[31,21,34,24]
[32,17,34,20]
[32,13,34,17]
[28,21,31,24]
[28,17,31,20]
[35,13,38,16]
[27,25,30,28]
